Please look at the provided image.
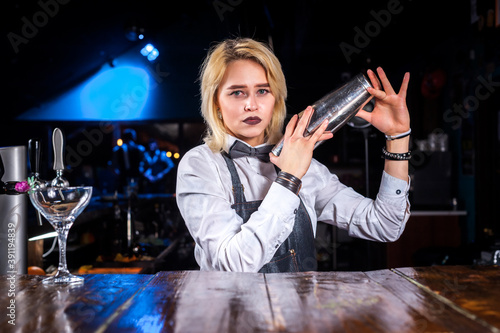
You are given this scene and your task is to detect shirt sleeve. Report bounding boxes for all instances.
[176,148,300,272]
[312,161,411,242]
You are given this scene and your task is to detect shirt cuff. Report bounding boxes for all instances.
[378,171,410,197]
[259,181,301,217]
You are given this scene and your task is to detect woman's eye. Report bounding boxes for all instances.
[257,89,269,95]
[230,90,244,97]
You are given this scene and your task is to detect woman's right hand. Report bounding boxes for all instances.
[269,106,333,179]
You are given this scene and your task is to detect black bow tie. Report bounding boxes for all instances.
[229,141,273,162]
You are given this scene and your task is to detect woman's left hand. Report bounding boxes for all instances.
[356,67,410,136]
[269,106,333,179]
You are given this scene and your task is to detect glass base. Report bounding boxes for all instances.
[42,271,84,285]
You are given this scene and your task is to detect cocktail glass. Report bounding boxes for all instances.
[29,186,93,284]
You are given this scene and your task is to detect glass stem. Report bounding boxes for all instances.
[56,223,72,274]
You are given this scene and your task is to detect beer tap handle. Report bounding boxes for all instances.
[51,128,69,188]
[52,128,64,172]
[28,138,46,190]
[28,138,45,226]
[28,139,41,177]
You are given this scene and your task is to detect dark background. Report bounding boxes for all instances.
[2,0,500,271]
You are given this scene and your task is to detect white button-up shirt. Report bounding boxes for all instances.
[176,136,411,272]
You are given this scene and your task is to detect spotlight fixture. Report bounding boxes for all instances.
[140,43,159,61]
[125,22,146,42]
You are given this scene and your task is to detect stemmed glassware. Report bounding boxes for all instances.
[29,186,93,285]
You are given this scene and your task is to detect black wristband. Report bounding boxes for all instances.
[275,171,302,195]
[381,147,411,160]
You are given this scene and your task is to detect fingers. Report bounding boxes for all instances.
[269,152,277,165]
[311,118,331,142]
[355,110,372,124]
[295,106,314,135]
[367,69,387,100]
[284,106,332,145]
[302,107,333,143]
[367,68,410,100]
[284,113,299,137]
[367,87,387,100]
[367,69,382,90]
[376,67,396,95]
[283,106,312,141]
[398,72,410,99]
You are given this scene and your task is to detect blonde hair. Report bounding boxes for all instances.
[199,37,287,152]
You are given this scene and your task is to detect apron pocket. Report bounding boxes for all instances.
[260,249,299,273]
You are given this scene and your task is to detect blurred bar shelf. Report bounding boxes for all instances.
[388,210,469,268]
[410,210,467,216]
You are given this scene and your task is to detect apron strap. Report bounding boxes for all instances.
[221,152,246,204]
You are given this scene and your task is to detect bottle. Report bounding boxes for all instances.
[271,73,373,156]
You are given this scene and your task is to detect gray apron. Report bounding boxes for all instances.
[222,153,317,273]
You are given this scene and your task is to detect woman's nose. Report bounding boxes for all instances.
[244,96,257,111]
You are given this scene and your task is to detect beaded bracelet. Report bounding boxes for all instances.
[275,171,302,195]
[381,146,411,160]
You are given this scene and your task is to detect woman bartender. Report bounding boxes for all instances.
[176,37,411,273]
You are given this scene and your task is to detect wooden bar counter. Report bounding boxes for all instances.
[1,265,498,332]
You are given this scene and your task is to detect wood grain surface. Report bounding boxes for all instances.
[0,265,498,332]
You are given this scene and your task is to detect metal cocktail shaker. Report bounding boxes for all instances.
[271,73,374,156]
[0,145,27,274]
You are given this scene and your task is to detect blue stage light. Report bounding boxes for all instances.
[80,66,150,120]
[140,43,153,56]
[17,64,152,121]
[147,48,159,61]
[140,43,159,62]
